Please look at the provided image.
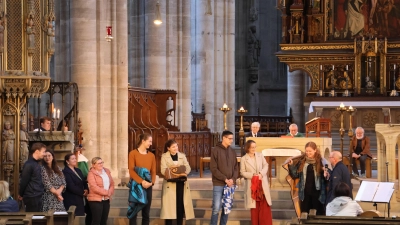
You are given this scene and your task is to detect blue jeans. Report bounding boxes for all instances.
[210,185,229,225]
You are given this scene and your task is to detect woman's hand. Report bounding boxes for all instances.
[141,180,152,189]
[56,195,64,202]
[83,189,88,196]
[257,174,263,180]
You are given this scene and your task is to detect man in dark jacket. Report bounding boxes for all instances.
[18,142,46,212]
[325,151,352,205]
[210,130,238,225]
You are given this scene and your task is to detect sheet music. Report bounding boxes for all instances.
[355,181,379,202]
[355,181,394,203]
[373,182,395,203]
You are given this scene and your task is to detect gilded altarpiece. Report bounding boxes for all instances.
[277,0,400,201]
[0,0,54,198]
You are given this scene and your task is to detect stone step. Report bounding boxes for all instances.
[74,216,291,225]
[113,188,292,201]
[111,197,294,209]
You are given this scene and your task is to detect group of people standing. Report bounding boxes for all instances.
[16,141,115,225]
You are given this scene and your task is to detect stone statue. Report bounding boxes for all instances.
[247,26,261,68]
[26,14,35,49]
[20,121,29,164]
[2,121,15,162]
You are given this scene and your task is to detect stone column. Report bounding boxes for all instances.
[191,0,214,118]
[287,68,305,131]
[70,0,99,165]
[191,0,235,133]
[115,0,129,182]
[55,0,70,81]
[69,0,128,178]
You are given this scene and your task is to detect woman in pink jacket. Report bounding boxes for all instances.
[87,157,115,225]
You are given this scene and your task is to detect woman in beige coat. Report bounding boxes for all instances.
[240,140,272,225]
[160,139,194,225]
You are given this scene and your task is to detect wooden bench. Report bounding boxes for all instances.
[199,157,241,179]
[0,216,32,225]
[0,205,76,225]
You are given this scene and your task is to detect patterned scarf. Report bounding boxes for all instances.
[222,184,237,214]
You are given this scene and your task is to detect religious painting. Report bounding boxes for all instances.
[322,66,354,91]
[334,0,400,39]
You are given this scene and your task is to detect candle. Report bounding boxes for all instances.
[346,65,348,70]
[332,65,335,70]
[320,65,322,70]
[349,106,353,110]
[239,106,244,111]
[223,103,228,109]
[375,37,377,53]
[394,64,397,70]
[52,108,56,119]
[340,102,345,108]
[57,109,60,119]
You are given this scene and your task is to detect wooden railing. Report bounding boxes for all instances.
[168,131,220,172]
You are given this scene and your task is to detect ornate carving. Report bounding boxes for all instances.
[2,104,16,115]
[289,64,319,90]
[281,44,353,51]
[330,111,341,128]
[278,56,355,62]
[362,111,378,127]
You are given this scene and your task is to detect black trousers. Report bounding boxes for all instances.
[85,198,93,225]
[301,190,324,215]
[89,200,110,225]
[351,154,368,175]
[165,182,185,225]
[24,195,43,212]
[130,186,153,225]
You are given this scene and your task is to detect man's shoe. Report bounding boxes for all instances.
[352,172,359,177]
[360,173,366,178]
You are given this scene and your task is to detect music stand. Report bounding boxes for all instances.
[355,181,395,218]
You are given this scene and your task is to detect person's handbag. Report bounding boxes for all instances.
[164,165,187,182]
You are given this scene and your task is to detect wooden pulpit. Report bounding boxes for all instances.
[305,117,331,137]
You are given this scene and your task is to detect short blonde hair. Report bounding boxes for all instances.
[91,157,102,166]
[0,181,11,202]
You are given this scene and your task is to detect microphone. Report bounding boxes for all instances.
[325,164,329,180]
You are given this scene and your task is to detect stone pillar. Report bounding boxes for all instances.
[191,0,214,116]
[191,0,235,133]
[287,68,305,131]
[115,0,129,182]
[69,0,128,178]
[55,0,70,81]
[70,0,99,165]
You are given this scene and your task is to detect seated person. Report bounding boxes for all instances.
[33,117,52,131]
[246,122,262,137]
[286,123,304,137]
[0,181,19,212]
[349,127,372,178]
[326,182,363,216]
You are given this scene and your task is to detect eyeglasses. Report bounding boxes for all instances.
[96,161,104,165]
